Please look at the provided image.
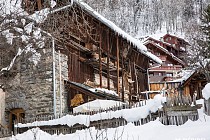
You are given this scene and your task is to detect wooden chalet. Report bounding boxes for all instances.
[143,34,189,93]
[40,1,162,110]
[180,70,207,99]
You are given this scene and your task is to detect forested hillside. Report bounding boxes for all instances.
[83,0,210,37]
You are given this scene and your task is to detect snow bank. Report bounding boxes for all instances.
[16,95,166,128]
[11,128,51,140]
[202,83,210,100]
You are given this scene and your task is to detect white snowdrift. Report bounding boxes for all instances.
[202,83,210,100]
[11,103,210,140]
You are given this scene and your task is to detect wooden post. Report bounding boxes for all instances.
[117,35,120,96]
[99,27,102,88]
[134,62,138,94]
[37,0,42,10]
[107,30,110,90]
[121,42,125,102]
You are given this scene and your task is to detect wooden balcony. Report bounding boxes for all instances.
[150,65,182,72]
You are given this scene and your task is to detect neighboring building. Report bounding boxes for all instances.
[178,69,207,99]
[144,34,189,84]
[0,1,161,131]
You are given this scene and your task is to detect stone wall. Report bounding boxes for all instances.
[1,45,68,125]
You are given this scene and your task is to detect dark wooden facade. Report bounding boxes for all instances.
[42,2,158,110]
[181,70,207,99]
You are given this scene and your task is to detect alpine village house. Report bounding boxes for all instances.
[0,0,161,131]
[143,34,190,98]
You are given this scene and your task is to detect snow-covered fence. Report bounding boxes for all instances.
[16,113,158,136]
[159,94,200,126]
[159,111,199,125]
[165,94,193,107]
[14,102,148,125]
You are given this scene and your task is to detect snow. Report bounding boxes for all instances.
[0,48,24,72]
[171,70,195,83]
[16,95,166,128]
[50,0,56,8]
[89,88,118,97]
[24,22,34,35]
[28,8,50,23]
[12,101,210,140]
[25,44,41,66]
[73,99,125,113]
[1,30,15,44]
[202,83,210,100]
[0,0,27,16]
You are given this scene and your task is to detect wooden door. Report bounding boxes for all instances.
[9,108,25,131]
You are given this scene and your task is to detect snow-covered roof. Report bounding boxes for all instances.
[144,40,185,65]
[48,1,161,64]
[73,99,124,113]
[170,69,196,83]
[89,88,118,97]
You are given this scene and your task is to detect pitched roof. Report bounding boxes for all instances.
[144,40,185,66]
[49,1,162,64]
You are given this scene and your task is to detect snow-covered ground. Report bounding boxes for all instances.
[11,99,210,140]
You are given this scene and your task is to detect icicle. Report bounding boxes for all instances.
[70,0,74,6]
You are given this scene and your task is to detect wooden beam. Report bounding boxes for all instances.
[117,35,120,96]
[107,30,110,90]
[122,46,125,102]
[99,26,102,88]
[37,0,42,10]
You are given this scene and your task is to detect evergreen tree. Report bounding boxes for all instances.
[201,4,210,51]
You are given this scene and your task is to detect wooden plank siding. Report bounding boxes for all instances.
[43,3,153,108]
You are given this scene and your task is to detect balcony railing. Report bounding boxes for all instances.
[150,65,182,71]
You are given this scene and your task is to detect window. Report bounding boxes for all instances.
[156,52,160,56]
[166,73,173,77]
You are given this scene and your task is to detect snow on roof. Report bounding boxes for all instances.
[89,88,119,97]
[0,48,24,72]
[202,83,210,100]
[16,94,166,128]
[73,99,124,113]
[144,40,185,65]
[170,69,195,83]
[48,1,161,64]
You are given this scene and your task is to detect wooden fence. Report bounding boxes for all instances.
[16,113,158,136]
[15,101,148,125]
[3,95,202,137]
[159,111,199,126]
